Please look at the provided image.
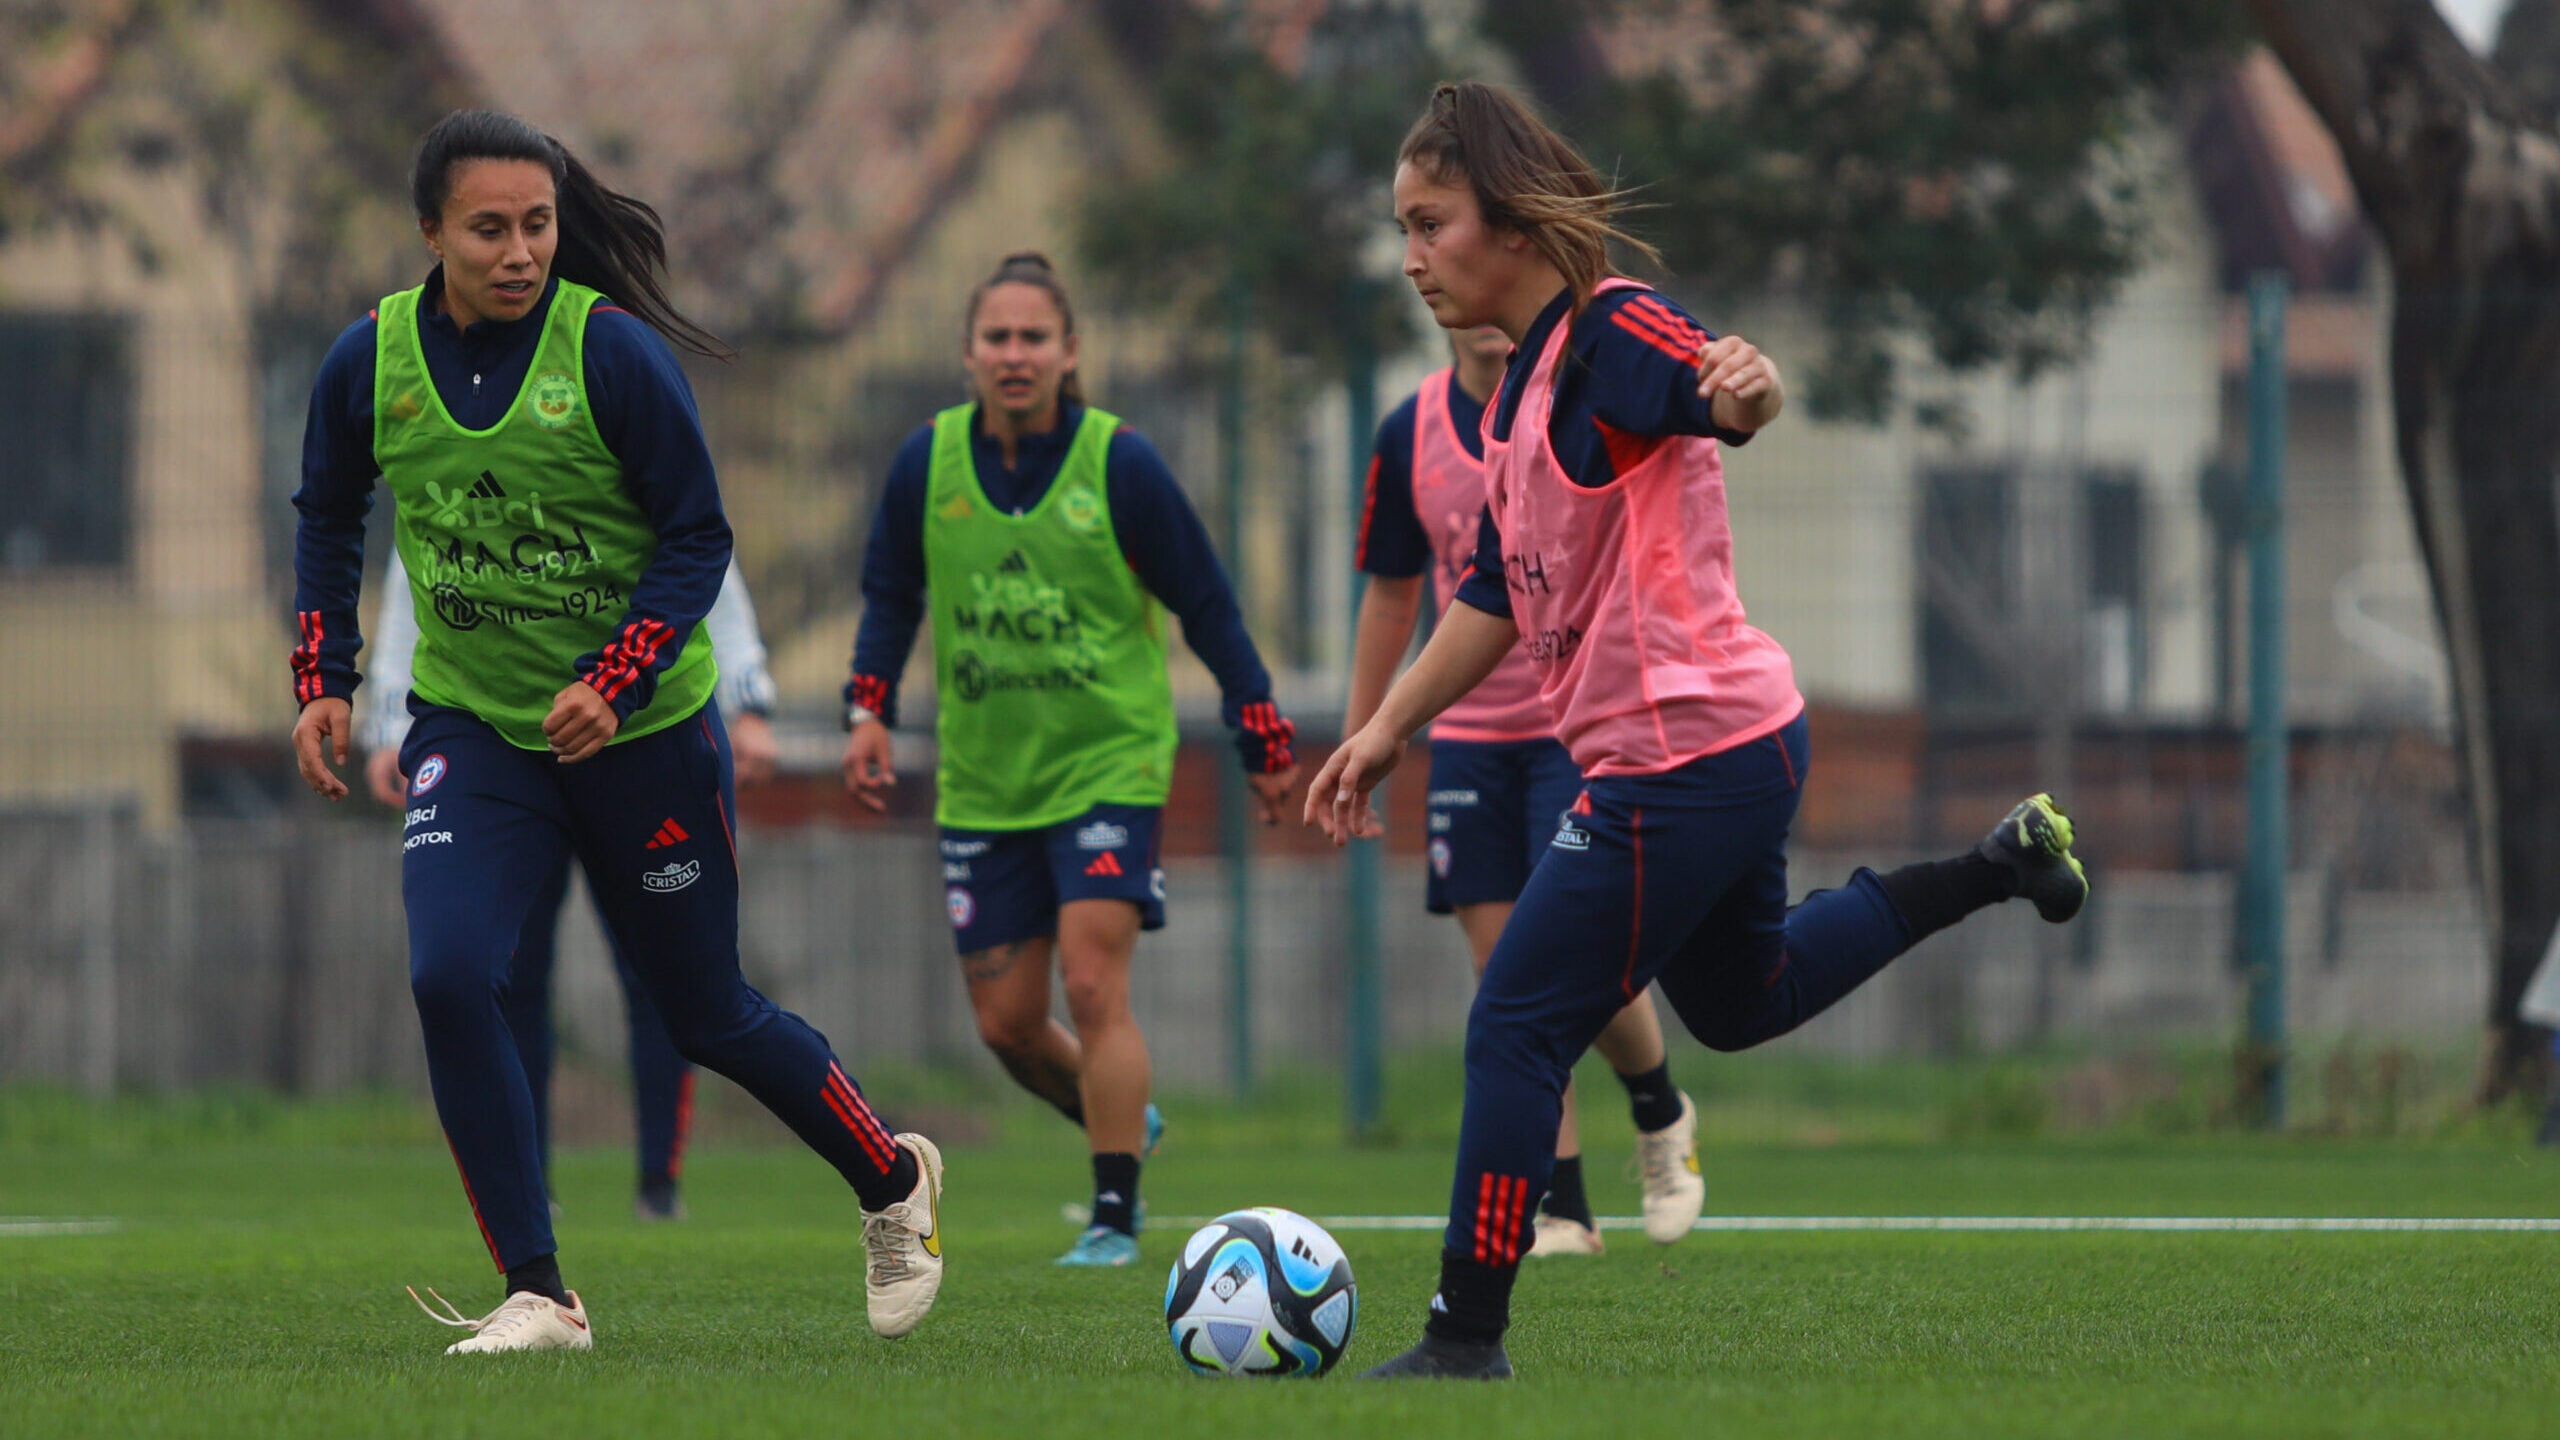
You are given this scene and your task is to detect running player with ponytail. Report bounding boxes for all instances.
[1350,324,1704,1256]
[1311,82,2090,1378]
[291,109,944,1353]
[844,251,1299,1268]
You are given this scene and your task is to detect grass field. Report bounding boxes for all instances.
[5,1061,2558,1438]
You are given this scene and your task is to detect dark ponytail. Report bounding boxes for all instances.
[410,109,733,360]
[963,250,1084,407]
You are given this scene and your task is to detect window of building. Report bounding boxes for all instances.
[0,313,133,571]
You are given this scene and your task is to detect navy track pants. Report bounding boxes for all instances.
[399,700,902,1270]
[1443,712,1917,1265]
[500,853,695,1194]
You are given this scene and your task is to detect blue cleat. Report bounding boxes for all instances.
[1056,1225,1140,1267]
[1144,1102,1164,1158]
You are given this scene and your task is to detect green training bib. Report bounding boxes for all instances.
[922,403,1175,828]
[373,281,714,749]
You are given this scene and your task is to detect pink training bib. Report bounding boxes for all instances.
[1409,367,1552,743]
[1479,280,1803,776]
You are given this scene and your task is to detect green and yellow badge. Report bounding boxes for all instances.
[527,372,582,431]
[1059,488,1100,532]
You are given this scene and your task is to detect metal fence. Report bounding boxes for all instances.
[0,275,2503,1099]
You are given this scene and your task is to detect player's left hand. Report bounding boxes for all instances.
[1246,765,1300,826]
[1696,334,1784,431]
[543,680,620,763]
[728,710,778,785]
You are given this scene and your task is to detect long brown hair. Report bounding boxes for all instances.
[410,109,733,360]
[963,250,1085,408]
[1396,81,1659,319]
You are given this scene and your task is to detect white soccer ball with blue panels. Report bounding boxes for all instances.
[1164,1207,1356,1376]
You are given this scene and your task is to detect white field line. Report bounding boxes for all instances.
[1143,1214,2560,1234]
[0,1217,120,1237]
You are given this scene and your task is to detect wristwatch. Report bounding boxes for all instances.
[844,704,880,731]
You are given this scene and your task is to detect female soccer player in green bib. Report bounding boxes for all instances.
[843,252,1300,1266]
[291,109,944,1352]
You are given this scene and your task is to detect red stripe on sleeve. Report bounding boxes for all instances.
[1627,295,1710,356]
[1355,455,1382,570]
[292,611,325,703]
[1610,308,1704,367]
[591,618,672,703]
[850,674,889,716]
[1240,701,1294,773]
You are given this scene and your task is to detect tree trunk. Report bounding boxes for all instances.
[2244,0,2560,1103]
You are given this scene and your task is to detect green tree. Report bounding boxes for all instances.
[1483,0,2245,423]
[2245,0,2560,1105]
[0,0,459,323]
[1075,1,1441,388]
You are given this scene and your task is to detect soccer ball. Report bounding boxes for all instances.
[1164,1207,1357,1377]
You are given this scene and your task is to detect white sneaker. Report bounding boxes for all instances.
[1635,1091,1706,1245]
[409,1286,593,1354]
[863,1133,944,1338]
[1526,1213,1606,1257]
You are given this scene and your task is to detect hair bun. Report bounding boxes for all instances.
[998,250,1055,273]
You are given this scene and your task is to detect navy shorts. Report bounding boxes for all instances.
[1423,737,1585,913]
[938,803,1166,953]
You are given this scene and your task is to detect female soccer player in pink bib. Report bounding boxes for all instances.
[1310,82,2089,1380]
[1350,323,1704,1257]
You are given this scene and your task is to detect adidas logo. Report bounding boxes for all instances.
[467,471,507,500]
[645,817,690,850]
[997,549,1029,573]
[1084,852,1124,877]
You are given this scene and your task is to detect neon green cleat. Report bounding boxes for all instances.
[1979,793,2089,923]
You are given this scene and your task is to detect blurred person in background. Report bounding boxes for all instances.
[1312,81,2090,1379]
[1347,322,1704,1258]
[841,251,1299,1268]
[289,107,945,1353]
[366,544,781,1222]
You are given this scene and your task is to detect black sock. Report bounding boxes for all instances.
[1875,854,2015,942]
[854,1148,920,1212]
[504,1252,569,1307]
[637,1172,678,1212]
[1423,1251,1517,1345]
[1091,1152,1141,1235]
[1540,1155,1594,1228]
[1617,1061,1684,1133]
